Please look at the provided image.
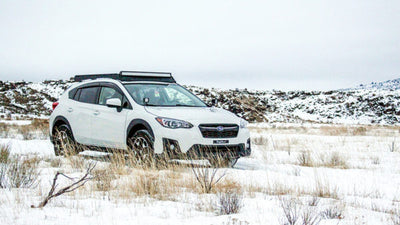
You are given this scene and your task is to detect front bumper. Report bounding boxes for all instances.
[153,125,251,158]
[162,138,251,159]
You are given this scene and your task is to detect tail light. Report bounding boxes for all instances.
[52,102,59,111]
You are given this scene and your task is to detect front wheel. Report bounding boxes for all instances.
[128,129,156,165]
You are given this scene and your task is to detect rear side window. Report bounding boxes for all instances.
[78,87,99,104]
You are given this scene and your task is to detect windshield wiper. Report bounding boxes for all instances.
[174,104,199,107]
[143,103,159,106]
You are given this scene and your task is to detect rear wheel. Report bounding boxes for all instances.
[53,124,77,156]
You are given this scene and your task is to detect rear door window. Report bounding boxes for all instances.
[78,87,99,104]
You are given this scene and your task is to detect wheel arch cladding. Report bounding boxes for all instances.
[127,119,154,143]
[52,116,75,141]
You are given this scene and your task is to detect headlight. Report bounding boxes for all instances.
[155,117,193,129]
[240,119,248,129]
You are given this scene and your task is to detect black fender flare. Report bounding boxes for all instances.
[126,119,154,141]
[51,116,75,143]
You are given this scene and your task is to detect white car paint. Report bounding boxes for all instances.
[49,78,251,155]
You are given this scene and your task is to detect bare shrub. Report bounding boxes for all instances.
[0,143,10,163]
[4,156,40,188]
[320,205,344,220]
[191,164,226,194]
[301,207,321,225]
[279,197,300,225]
[218,191,243,215]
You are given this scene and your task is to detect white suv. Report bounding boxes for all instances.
[49,71,251,167]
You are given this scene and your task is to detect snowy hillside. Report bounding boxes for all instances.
[348,78,400,91]
[1,79,400,125]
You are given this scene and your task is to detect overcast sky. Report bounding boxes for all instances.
[0,0,399,90]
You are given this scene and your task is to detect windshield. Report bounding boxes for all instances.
[124,83,208,107]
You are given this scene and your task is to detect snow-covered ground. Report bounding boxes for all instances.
[1,124,400,225]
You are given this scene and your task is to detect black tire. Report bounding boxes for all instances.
[209,157,239,168]
[128,129,156,165]
[53,124,77,156]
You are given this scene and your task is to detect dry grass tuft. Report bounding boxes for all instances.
[93,168,116,192]
[214,178,243,194]
[321,151,348,169]
[297,151,314,167]
[0,143,11,163]
[67,156,85,170]
[313,174,339,199]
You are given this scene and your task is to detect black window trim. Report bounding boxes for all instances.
[76,86,100,105]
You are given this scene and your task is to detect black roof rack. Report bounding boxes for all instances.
[74,71,176,83]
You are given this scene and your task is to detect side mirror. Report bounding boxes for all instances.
[106,98,122,108]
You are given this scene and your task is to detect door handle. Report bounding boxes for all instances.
[67,108,73,112]
[93,110,100,115]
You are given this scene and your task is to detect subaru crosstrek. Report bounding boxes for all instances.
[49,71,251,167]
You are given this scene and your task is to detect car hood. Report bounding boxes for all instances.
[145,107,241,124]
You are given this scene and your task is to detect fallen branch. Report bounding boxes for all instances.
[32,162,96,208]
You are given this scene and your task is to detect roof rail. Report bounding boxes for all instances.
[74,71,176,83]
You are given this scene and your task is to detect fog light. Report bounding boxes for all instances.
[246,138,251,150]
[162,138,181,157]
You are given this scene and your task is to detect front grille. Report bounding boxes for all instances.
[199,124,239,138]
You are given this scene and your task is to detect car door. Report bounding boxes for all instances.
[70,85,100,145]
[90,83,130,149]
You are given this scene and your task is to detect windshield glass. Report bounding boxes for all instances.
[124,83,207,107]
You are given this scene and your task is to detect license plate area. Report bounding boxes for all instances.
[213,140,229,144]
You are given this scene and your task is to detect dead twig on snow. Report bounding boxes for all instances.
[31,162,96,208]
